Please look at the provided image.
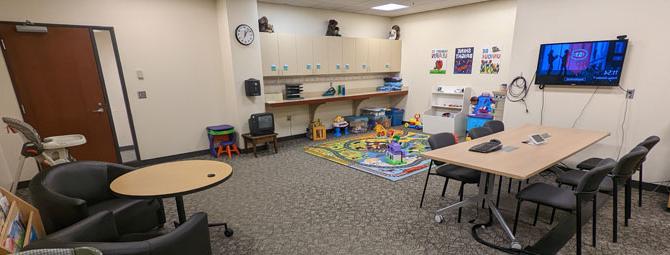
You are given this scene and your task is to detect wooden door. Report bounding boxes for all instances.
[0,24,119,163]
[342,37,355,73]
[295,35,313,76]
[277,33,297,76]
[326,37,342,74]
[354,38,369,73]
[312,37,328,75]
[260,33,280,76]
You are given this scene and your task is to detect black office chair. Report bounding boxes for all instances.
[29,161,166,234]
[420,132,481,223]
[575,136,659,207]
[513,159,616,254]
[555,146,648,242]
[468,126,493,140]
[483,120,504,133]
[25,211,211,255]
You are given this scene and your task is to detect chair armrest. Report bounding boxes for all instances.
[147,212,212,255]
[29,178,89,233]
[46,211,119,243]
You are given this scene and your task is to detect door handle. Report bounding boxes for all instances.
[92,103,105,113]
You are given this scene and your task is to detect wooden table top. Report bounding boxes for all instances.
[110,160,232,199]
[421,125,609,180]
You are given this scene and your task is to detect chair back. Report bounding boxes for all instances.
[637,135,660,150]
[612,146,648,179]
[469,127,493,140]
[427,132,456,150]
[575,158,616,194]
[2,117,43,150]
[483,120,504,133]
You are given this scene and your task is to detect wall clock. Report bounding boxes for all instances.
[235,24,254,46]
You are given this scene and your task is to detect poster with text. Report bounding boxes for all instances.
[480,46,502,74]
[454,47,474,74]
[430,49,448,74]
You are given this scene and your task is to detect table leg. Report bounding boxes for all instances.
[253,141,257,157]
[273,136,278,153]
[175,196,187,225]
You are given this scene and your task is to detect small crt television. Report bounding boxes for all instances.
[249,113,275,136]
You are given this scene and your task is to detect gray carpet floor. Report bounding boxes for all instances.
[20,134,670,254]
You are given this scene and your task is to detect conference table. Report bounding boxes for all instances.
[422,124,609,249]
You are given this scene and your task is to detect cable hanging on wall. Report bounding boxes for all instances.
[507,74,534,113]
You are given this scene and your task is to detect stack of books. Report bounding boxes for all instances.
[0,188,45,254]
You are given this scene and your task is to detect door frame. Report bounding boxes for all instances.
[0,21,142,162]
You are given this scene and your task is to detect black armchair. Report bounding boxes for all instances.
[25,211,212,255]
[29,161,166,234]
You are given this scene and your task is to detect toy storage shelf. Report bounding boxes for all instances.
[423,86,471,138]
[265,89,408,123]
[0,187,46,254]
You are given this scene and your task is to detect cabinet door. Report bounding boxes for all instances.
[380,40,393,72]
[390,40,402,72]
[326,37,343,74]
[260,33,280,76]
[295,35,314,75]
[313,37,329,75]
[342,37,356,73]
[368,38,382,73]
[277,33,298,76]
[354,38,369,73]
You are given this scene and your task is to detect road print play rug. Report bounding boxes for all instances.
[305,131,431,181]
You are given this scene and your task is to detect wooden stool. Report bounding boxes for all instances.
[242,133,278,157]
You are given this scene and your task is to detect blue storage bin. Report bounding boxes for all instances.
[386,108,405,126]
[345,115,369,134]
[466,115,493,132]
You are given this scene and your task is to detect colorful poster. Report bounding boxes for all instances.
[430,49,448,74]
[480,46,502,74]
[454,47,474,74]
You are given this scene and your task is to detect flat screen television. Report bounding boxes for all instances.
[249,112,275,136]
[535,39,628,86]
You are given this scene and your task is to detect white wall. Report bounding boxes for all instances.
[0,0,232,161]
[505,0,670,182]
[258,3,391,39]
[0,53,39,183]
[391,0,517,120]
[93,30,134,148]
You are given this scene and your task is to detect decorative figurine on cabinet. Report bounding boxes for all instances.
[258,16,274,33]
[388,25,400,40]
[326,19,341,36]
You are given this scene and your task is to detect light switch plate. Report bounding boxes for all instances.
[136,69,144,80]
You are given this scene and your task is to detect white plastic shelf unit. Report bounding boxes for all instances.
[423,86,472,137]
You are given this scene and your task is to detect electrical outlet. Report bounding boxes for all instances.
[138,91,147,99]
[286,115,292,121]
[626,89,635,99]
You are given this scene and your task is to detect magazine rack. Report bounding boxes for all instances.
[0,187,45,254]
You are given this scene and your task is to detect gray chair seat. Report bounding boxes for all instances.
[576,157,602,170]
[435,164,481,184]
[556,170,613,193]
[88,198,163,234]
[516,183,576,211]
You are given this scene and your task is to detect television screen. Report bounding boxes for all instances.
[257,115,274,129]
[535,39,628,86]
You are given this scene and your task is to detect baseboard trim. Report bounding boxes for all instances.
[126,149,209,167]
[119,145,135,151]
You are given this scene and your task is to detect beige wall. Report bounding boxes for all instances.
[258,2,391,38]
[391,0,517,120]
[505,0,670,182]
[0,0,231,161]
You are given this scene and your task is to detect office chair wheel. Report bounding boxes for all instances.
[224,228,234,237]
[511,241,522,249]
[434,214,444,223]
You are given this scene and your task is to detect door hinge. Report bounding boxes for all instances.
[20,104,26,115]
[0,39,6,51]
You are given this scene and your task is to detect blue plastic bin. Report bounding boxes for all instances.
[386,108,405,126]
[466,115,493,132]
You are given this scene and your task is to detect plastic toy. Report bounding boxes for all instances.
[374,123,387,137]
[307,119,327,141]
[385,140,406,165]
[322,85,336,96]
[345,115,369,134]
[332,115,349,137]
[471,93,495,117]
[404,113,423,130]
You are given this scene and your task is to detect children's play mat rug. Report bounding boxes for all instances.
[305,131,432,181]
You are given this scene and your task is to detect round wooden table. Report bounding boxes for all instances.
[110,160,234,236]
